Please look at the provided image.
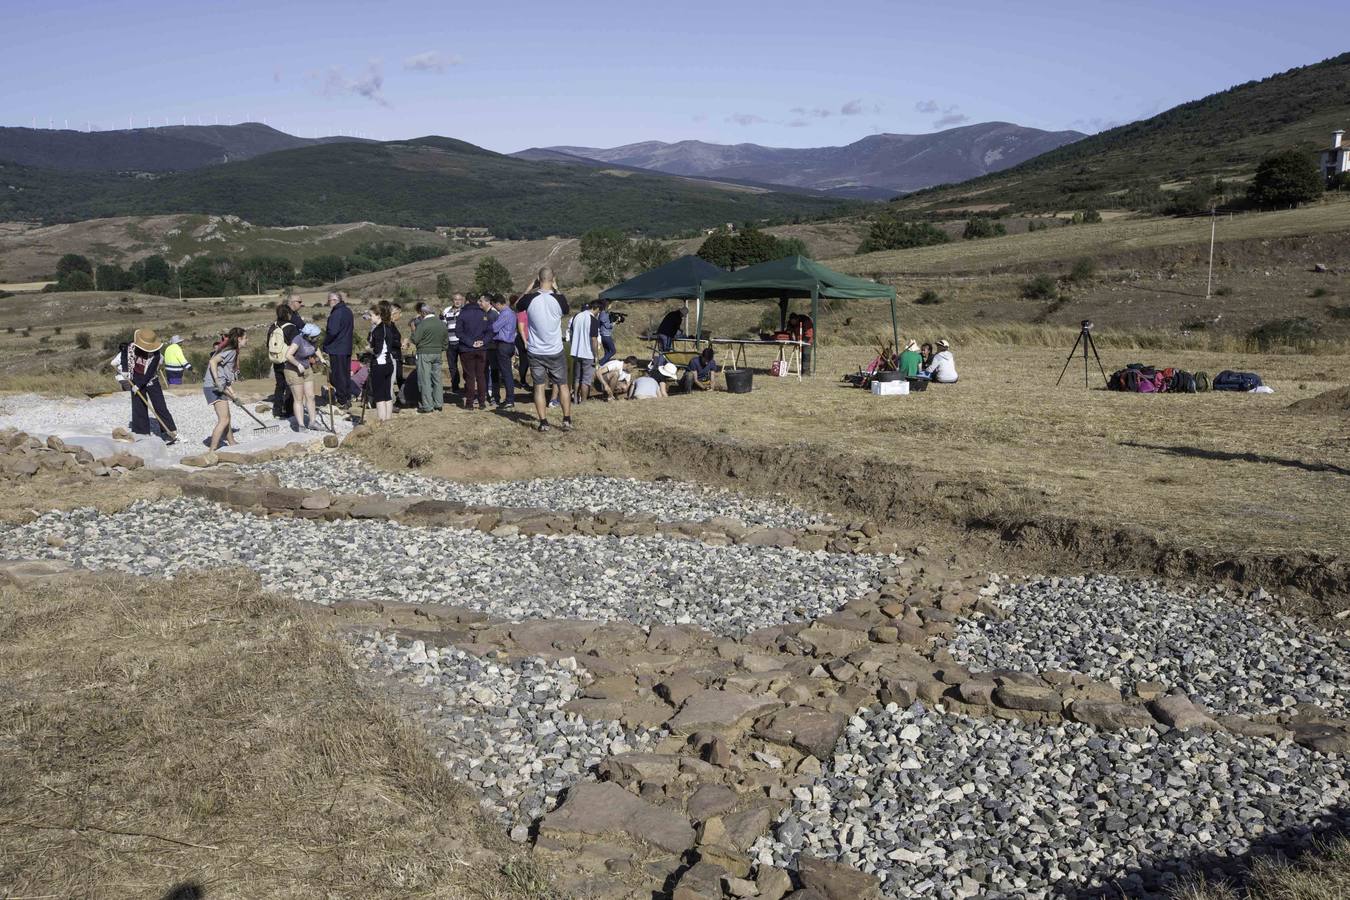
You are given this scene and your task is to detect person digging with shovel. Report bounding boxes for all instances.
[128,329,179,445]
[204,327,246,451]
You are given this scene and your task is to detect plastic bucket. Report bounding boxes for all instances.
[725,369,753,394]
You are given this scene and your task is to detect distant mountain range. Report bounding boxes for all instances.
[0,123,369,173]
[0,137,847,238]
[892,52,1350,213]
[520,122,1086,198]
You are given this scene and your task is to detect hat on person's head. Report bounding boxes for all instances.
[169,334,183,345]
[904,339,919,352]
[301,323,321,338]
[657,362,678,380]
[936,339,951,350]
[132,329,162,353]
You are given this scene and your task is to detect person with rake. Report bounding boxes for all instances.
[203,327,247,451]
[127,329,179,445]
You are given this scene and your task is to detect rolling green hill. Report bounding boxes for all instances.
[893,52,1350,214]
[0,138,853,239]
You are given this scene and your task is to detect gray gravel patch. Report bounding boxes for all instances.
[6,499,887,636]
[350,630,658,834]
[757,701,1350,899]
[949,575,1350,717]
[240,454,823,528]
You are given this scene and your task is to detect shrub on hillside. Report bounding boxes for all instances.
[1021,274,1059,300]
[1070,209,1102,225]
[1327,304,1350,319]
[962,217,1006,240]
[914,289,944,305]
[1068,257,1098,283]
[856,215,950,254]
[435,273,453,300]
[473,256,514,295]
[74,332,92,350]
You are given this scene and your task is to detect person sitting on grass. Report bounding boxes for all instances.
[897,340,922,378]
[204,327,246,451]
[922,338,958,383]
[679,347,722,393]
[595,355,638,400]
[629,361,675,399]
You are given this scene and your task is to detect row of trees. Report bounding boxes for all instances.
[579,228,675,284]
[695,227,806,271]
[44,240,448,298]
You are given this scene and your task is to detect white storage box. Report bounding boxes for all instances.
[871,380,910,396]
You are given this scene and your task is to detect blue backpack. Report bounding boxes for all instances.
[1212,370,1263,392]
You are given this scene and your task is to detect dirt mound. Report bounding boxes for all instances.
[1287,385,1350,416]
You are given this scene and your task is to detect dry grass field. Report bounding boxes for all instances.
[0,571,553,899]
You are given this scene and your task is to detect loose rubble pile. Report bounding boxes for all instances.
[351,631,661,832]
[757,702,1350,898]
[5,499,887,635]
[241,454,823,528]
[951,575,1350,716]
[0,428,143,478]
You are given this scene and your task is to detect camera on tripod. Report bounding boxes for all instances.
[1057,320,1108,388]
[609,311,627,325]
[1080,319,1094,333]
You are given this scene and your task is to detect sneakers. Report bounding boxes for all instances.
[537,419,552,432]
[561,417,573,432]
[498,402,515,411]
[548,398,560,408]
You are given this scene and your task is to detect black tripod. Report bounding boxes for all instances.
[1056,320,1108,387]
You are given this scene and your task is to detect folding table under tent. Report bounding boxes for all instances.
[698,255,899,375]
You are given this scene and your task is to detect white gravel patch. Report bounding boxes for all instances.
[0,390,350,467]
[6,499,888,635]
[352,631,659,833]
[240,454,824,528]
[759,702,1350,899]
[950,575,1350,716]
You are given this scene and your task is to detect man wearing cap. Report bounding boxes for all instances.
[127,329,178,443]
[162,334,192,385]
[897,340,923,378]
[323,291,354,409]
[922,339,959,383]
[411,301,449,413]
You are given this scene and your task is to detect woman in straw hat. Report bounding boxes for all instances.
[128,329,178,444]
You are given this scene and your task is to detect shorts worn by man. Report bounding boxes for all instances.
[411,305,449,411]
[517,266,573,432]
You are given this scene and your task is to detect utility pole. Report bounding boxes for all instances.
[1206,206,1217,300]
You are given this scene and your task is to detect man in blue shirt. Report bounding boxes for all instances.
[323,291,354,409]
[679,347,722,393]
[489,294,517,408]
[596,299,617,364]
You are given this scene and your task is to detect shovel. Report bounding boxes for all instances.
[130,385,179,445]
[231,396,280,431]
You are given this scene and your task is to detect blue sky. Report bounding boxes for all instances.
[3,0,1343,151]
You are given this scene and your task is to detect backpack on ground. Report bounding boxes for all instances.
[1195,371,1210,392]
[267,323,290,364]
[1170,370,1197,393]
[1213,370,1263,392]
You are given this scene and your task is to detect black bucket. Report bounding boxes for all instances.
[725,369,753,394]
[874,370,905,383]
[907,377,929,392]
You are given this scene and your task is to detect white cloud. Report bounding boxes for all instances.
[934,112,970,128]
[319,62,390,107]
[915,99,939,114]
[728,112,767,126]
[840,99,863,116]
[404,51,462,73]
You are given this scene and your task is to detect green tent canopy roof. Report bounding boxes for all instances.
[598,254,727,301]
[701,255,896,300]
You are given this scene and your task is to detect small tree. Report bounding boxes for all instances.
[696,230,737,269]
[435,273,453,300]
[630,237,673,273]
[56,253,92,280]
[61,270,94,292]
[579,227,632,285]
[1021,274,1058,300]
[962,217,1006,240]
[75,332,92,350]
[1068,257,1097,283]
[857,215,950,254]
[473,256,514,295]
[1247,149,1324,208]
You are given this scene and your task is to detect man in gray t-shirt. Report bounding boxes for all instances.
[515,266,572,432]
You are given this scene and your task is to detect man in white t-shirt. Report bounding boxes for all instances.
[567,302,602,404]
[595,355,635,400]
[515,266,572,432]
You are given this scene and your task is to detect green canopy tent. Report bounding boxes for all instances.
[699,255,899,375]
[598,254,726,302]
[599,255,727,346]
